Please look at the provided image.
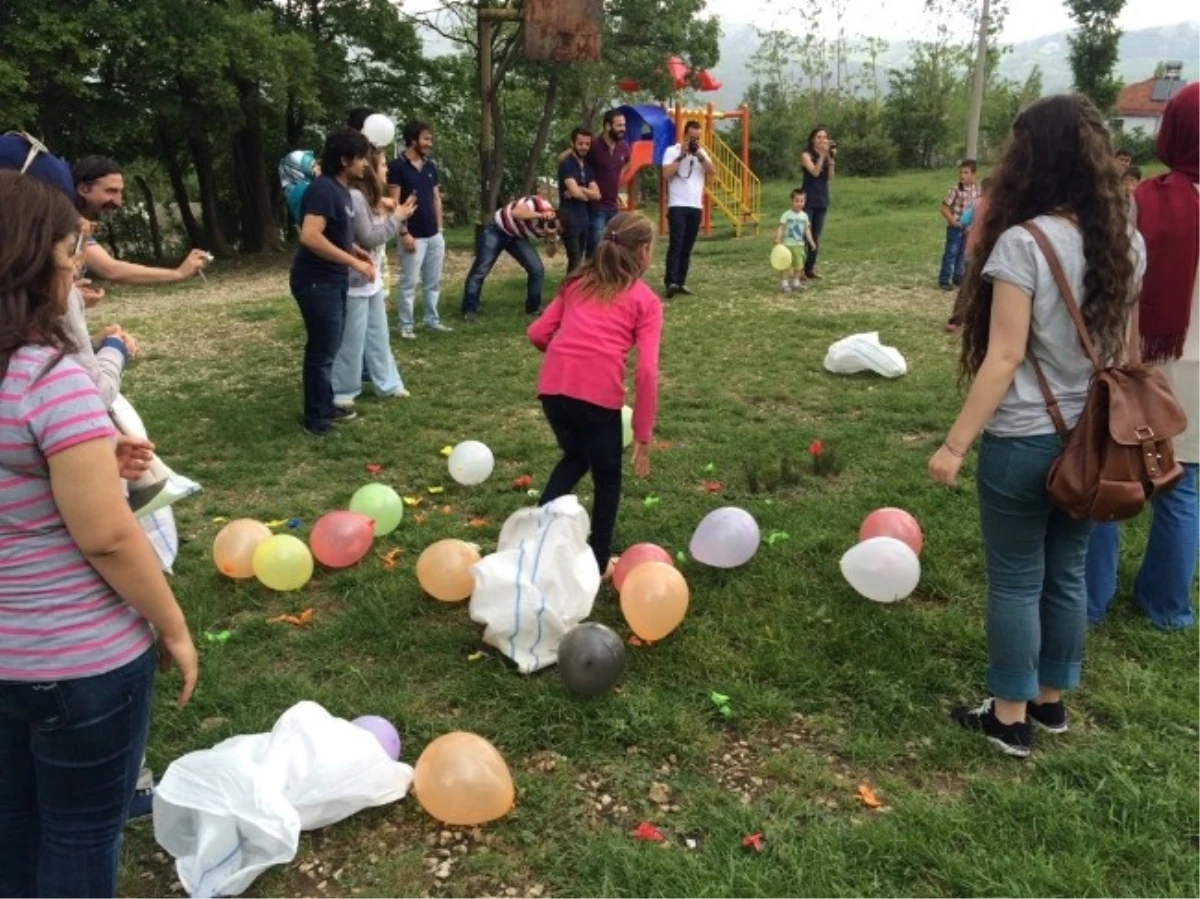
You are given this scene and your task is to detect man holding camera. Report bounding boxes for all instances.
[460,194,559,321]
[661,120,714,298]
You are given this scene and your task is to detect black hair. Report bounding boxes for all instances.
[319,127,371,177]
[570,127,593,142]
[958,158,978,172]
[790,187,806,198]
[602,109,624,128]
[1125,164,1142,180]
[72,155,122,185]
[804,127,827,156]
[346,107,376,131]
[1115,147,1133,159]
[683,120,701,133]
[402,120,431,148]
[980,176,994,191]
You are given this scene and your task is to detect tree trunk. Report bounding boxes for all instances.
[233,80,284,253]
[134,175,164,261]
[160,134,204,247]
[188,133,233,256]
[487,87,506,210]
[520,71,560,196]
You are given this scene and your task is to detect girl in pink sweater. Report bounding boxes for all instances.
[527,212,663,575]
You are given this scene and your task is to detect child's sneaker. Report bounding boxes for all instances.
[1027,699,1068,734]
[779,281,792,293]
[793,279,807,291]
[400,329,416,340]
[950,698,1032,758]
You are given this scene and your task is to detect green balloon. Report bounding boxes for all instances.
[621,405,633,449]
[349,484,403,536]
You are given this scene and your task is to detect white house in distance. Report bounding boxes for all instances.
[1113,61,1190,137]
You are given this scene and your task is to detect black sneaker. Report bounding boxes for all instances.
[1027,699,1068,734]
[665,284,680,298]
[332,406,357,423]
[950,698,1032,758]
[303,426,338,438]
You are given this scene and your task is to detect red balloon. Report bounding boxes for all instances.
[309,511,375,568]
[613,543,675,592]
[859,508,924,555]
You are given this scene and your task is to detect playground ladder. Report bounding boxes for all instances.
[703,130,761,237]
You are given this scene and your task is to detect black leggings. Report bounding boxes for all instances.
[538,395,623,573]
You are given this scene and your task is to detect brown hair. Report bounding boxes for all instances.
[960,94,1136,380]
[0,172,80,379]
[350,148,388,212]
[566,212,654,302]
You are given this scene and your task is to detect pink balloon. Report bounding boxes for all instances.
[310,511,375,568]
[859,508,924,555]
[613,543,674,592]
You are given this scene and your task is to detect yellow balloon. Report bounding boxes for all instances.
[770,243,794,272]
[619,562,689,641]
[213,519,272,579]
[413,732,515,826]
[416,539,480,602]
[252,534,314,591]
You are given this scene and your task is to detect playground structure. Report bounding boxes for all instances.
[617,102,761,238]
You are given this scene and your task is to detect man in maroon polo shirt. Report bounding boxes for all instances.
[576,109,630,253]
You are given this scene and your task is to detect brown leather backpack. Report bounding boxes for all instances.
[1022,222,1187,522]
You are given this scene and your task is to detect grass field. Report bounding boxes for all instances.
[109,169,1198,898]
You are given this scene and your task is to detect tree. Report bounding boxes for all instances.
[1066,0,1125,112]
[884,37,970,167]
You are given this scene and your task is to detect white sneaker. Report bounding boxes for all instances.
[400,329,416,340]
[780,281,792,293]
[385,388,410,399]
[333,399,356,411]
[426,322,453,333]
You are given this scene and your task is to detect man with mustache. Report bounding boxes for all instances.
[562,109,631,257]
[557,127,600,272]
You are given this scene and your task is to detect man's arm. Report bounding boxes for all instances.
[434,186,443,232]
[941,203,960,227]
[388,184,401,203]
[300,214,363,270]
[562,177,589,201]
[583,180,601,201]
[699,150,716,175]
[83,244,206,286]
[662,147,682,179]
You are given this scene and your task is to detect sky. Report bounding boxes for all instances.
[702,0,1196,42]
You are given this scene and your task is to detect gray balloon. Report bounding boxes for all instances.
[558,623,627,696]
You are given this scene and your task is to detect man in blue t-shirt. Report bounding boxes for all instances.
[290,127,374,436]
[387,121,449,338]
[556,127,601,273]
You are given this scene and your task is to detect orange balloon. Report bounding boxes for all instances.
[416,539,481,602]
[613,543,674,592]
[619,562,689,642]
[413,731,515,825]
[212,519,273,579]
[859,507,924,555]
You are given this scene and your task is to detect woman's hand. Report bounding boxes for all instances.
[115,435,154,481]
[394,196,418,222]
[632,441,650,478]
[928,444,965,487]
[157,628,198,708]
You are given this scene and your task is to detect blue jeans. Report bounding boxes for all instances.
[1085,463,1198,629]
[332,289,404,403]
[291,274,348,433]
[0,648,155,898]
[804,206,828,273]
[939,225,967,287]
[589,208,619,253]
[461,224,545,315]
[396,233,445,331]
[977,433,1094,701]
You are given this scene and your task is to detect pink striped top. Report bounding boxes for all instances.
[0,345,153,681]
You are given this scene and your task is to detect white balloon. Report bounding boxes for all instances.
[362,114,396,148]
[621,405,633,449]
[689,507,760,568]
[448,440,495,486]
[840,536,920,603]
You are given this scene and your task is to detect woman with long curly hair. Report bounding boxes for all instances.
[927,95,1144,757]
[1086,82,1200,629]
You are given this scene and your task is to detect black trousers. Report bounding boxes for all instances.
[665,206,701,288]
[538,395,623,573]
[562,217,590,274]
[804,206,828,274]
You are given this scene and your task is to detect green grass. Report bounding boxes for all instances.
[112,169,1198,898]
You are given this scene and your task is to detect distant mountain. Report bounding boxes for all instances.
[703,21,1199,109]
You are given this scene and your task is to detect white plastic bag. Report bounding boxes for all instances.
[154,701,414,898]
[468,495,601,673]
[823,331,908,378]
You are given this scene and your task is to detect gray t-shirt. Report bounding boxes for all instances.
[982,215,1145,437]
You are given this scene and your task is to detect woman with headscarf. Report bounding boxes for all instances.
[1086,81,1199,629]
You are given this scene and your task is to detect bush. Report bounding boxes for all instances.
[839,131,899,177]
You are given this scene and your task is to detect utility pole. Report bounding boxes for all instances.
[965,0,990,159]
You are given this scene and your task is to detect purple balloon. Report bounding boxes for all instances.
[689,506,761,568]
[352,715,402,760]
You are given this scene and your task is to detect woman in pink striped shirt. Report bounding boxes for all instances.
[527,212,663,575]
[0,172,197,898]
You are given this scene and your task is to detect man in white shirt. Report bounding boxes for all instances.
[661,120,714,298]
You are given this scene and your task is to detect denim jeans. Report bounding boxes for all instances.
[332,289,404,403]
[562,214,592,274]
[665,206,701,288]
[976,432,1094,701]
[1085,462,1198,629]
[939,225,967,287]
[397,233,445,331]
[291,274,348,433]
[0,648,155,898]
[804,206,828,274]
[589,208,619,253]
[538,395,624,573]
[461,224,545,315]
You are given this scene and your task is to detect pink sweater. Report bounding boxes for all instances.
[527,278,663,443]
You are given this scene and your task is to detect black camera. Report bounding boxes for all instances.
[829,140,838,151]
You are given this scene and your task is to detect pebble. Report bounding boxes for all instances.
[685,838,698,850]
[434,861,452,880]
